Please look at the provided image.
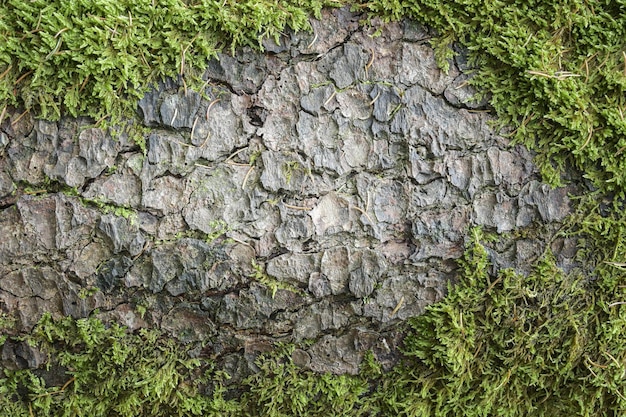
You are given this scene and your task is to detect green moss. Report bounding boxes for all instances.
[282,161,302,185]
[0,313,238,417]
[250,260,304,298]
[78,287,100,300]
[0,314,17,345]
[349,4,626,409]
[0,0,340,123]
[241,343,371,417]
[360,0,626,196]
[374,229,598,416]
[76,194,139,224]
[203,219,230,243]
[3,221,626,416]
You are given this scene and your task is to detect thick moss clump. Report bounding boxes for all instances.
[2,0,625,192]
[361,0,626,194]
[3,224,626,416]
[0,0,337,122]
[377,225,626,416]
[0,315,237,416]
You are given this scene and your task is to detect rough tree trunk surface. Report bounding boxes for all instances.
[0,9,575,375]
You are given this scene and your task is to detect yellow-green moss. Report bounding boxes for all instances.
[0,0,339,123]
[3,222,626,415]
[360,0,626,195]
[0,314,237,416]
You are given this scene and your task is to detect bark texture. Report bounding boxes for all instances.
[0,8,577,376]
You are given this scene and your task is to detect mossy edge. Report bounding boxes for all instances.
[2,1,626,416]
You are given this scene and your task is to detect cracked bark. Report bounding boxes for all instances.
[0,8,580,376]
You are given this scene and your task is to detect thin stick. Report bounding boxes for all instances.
[11,109,29,127]
[106,24,119,37]
[585,361,598,378]
[199,78,212,94]
[306,30,318,49]
[493,369,512,391]
[486,275,503,294]
[15,70,33,85]
[190,116,198,142]
[454,80,469,90]
[527,70,581,80]
[31,377,76,399]
[132,241,151,261]
[0,65,12,81]
[170,108,178,126]
[390,296,405,317]
[180,33,199,76]
[35,11,42,31]
[581,52,598,82]
[323,90,336,107]
[369,90,381,106]
[78,74,90,93]
[206,98,220,120]
[61,377,76,391]
[94,113,111,126]
[604,350,621,367]
[169,138,193,147]
[351,206,376,227]
[226,161,249,167]
[283,202,311,211]
[54,27,69,38]
[242,165,254,188]
[527,70,552,78]
[364,49,375,77]
[0,105,6,126]
[138,47,150,68]
[224,147,248,162]
[554,71,581,79]
[45,38,63,60]
[586,357,608,369]
[199,129,210,148]
[578,126,594,151]
[615,388,626,402]
[230,237,255,250]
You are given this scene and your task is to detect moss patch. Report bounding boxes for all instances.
[376,226,626,416]
[360,0,626,195]
[3,223,626,415]
[0,314,237,416]
[0,0,338,122]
